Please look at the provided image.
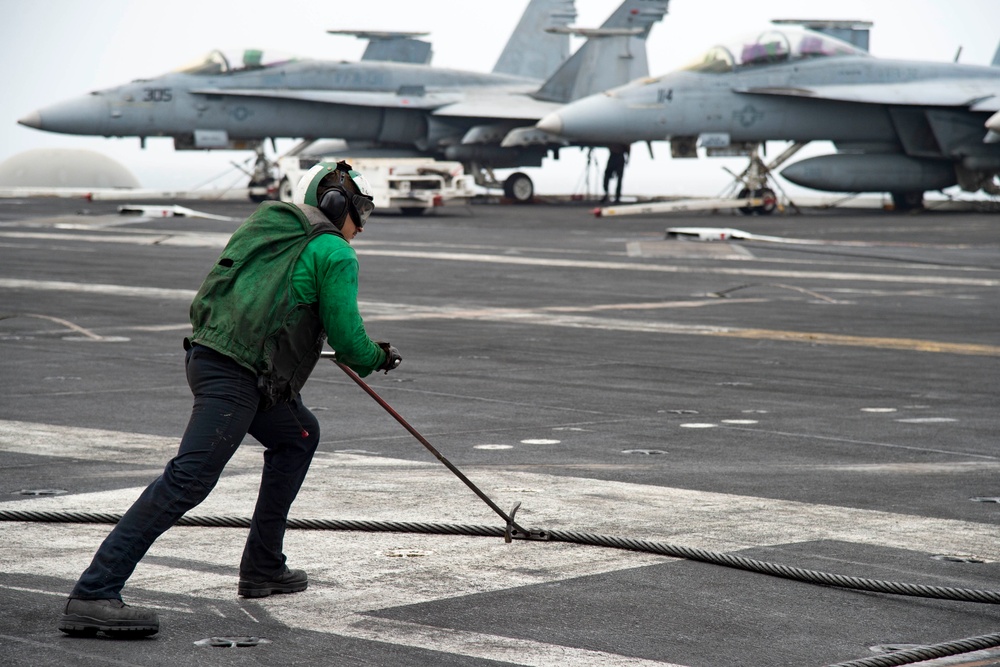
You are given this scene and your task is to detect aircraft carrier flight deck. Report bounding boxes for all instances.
[0,197,998,667]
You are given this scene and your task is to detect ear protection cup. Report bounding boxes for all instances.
[318,187,348,229]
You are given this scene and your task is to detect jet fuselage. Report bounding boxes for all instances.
[537,30,1000,198]
[543,56,999,149]
[24,60,536,148]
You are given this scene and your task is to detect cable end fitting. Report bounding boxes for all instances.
[504,502,550,542]
[509,527,550,541]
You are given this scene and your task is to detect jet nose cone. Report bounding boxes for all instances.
[17,110,42,129]
[536,112,564,136]
[16,94,110,136]
[535,93,634,144]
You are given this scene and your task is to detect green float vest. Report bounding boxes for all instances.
[188,201,340,406]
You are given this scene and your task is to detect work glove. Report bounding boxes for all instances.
[376,341,402,374]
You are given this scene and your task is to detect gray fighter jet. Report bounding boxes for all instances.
[537,25,1000,209]
[17,0,669,202]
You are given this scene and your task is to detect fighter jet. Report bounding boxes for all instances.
[17,0,670,202]
[536,25,1000,210]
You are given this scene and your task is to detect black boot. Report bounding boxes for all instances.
[59,598,159,637]
[238,568,308,598]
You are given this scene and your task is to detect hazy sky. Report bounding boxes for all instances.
[3,0,998,198]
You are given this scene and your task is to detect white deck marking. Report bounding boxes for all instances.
[1,421,999,666]
[356,248,1000,287]
[2,279,997,355]
[0,230,230,248]
[1,228,996,286]
[325,615,685,667]
[0,278,196,300]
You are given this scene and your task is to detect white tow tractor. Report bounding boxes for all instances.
[272,141,476,215]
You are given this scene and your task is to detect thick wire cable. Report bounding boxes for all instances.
[3,508,998,604]
[823,632,1000,667]
[3,508,999,666]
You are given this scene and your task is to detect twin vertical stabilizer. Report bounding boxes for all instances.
[493,0,578,80]
[533,0,670,103]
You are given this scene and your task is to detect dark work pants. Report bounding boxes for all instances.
[70,344,320,600]
[603,164,623,201]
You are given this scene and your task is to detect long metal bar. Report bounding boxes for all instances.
[322,352,528,537]
[595,197,763,217]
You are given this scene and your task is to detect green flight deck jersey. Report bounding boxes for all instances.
[187,201,386,406]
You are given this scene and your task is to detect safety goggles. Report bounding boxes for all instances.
[347,195,374,228]
[345,169,375,228]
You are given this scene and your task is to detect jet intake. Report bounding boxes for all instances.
[781,154,957,193]
[500,127,567,148]
[462,125,513,145]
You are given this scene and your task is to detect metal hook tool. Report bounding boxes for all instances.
[322,351,546,542]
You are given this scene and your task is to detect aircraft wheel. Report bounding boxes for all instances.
[757,187,777,214]
[503,172,534,203]
[278,178,295,203]
[738,187,777,215]
[399,207,426,216]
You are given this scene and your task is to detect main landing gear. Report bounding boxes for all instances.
[502,171,534,203]
[722,142,806,215]
[468,163,536,203]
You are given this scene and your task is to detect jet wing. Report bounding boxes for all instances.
[190,88,463,110]
[736,80,1000,111]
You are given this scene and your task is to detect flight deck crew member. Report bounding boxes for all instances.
[58,161,401,638]
[601,145,629,204]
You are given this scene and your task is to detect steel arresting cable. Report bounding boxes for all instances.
[2,509,999,665]
[822,632,1000,667]
[2,509,999,607]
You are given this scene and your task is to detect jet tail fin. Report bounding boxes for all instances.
[493,0,577,80]
[532,0,669,104]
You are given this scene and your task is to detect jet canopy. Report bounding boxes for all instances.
[173,49,297,75]
[681,27,868,73]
